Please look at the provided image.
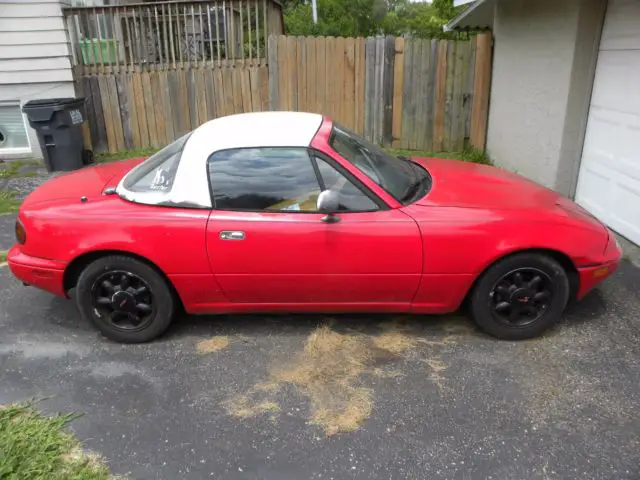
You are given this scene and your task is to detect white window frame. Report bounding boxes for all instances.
[0,101,32,156]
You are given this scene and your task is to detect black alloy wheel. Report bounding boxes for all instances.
[489,268,552,327]
[469,253,570,340]
[91,270,155,332]
[76,255,176,343]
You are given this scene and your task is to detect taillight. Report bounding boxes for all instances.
[15,220,26,245]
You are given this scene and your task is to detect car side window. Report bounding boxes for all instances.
[208,147,321,212]
[314,156,380,212]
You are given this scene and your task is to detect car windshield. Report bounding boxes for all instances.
[328,124,429,204]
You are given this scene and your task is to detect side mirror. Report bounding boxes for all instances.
[317,190,340,223]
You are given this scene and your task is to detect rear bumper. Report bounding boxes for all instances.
[7,246,67,297]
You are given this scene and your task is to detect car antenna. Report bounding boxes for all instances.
[104,187,117,195]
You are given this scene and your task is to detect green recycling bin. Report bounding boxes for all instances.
[80,39,118,64]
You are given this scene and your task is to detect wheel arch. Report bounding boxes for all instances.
[466,248,580,304]
[63,250,184,309]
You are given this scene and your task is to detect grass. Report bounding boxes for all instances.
[0,160,42,179]
[0,251,6,264]
[95,148,158,164]
[0,403,116,479]
[386,146,492,165]
[0,190,21,214]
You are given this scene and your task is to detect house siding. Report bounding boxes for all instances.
[485,0,605,195]
[0,0,75,159]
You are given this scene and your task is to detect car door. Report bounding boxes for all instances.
[205,147,423,308]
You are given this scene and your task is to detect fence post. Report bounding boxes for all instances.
[470,32,492,150]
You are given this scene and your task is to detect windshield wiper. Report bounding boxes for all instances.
[401,180,422,203]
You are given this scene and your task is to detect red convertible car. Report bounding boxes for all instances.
[8,112,621,343]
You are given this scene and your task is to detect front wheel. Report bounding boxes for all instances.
[75,255,176,343]
[470,253,570,340]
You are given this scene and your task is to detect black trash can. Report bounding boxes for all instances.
[22,98,89,172]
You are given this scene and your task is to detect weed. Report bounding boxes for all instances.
[0,403,117,479]
[0,190,21,214]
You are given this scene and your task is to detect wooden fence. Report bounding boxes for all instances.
[77,33,492,154]
[268,34,492,151]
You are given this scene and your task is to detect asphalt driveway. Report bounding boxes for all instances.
[0,261,639,480]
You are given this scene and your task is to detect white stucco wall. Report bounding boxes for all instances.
[486,0,606,195]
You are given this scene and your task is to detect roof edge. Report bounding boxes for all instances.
[444,0,493,32]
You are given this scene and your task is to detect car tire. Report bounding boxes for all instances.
[469,253,570,340]
[76,255,176,343]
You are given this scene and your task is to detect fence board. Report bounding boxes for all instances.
[150,72,167,145]
[470,32,492,149]
[107,75,125,152]
[268,36,279,110]
[276,36,288,110]
[443,40,456,151]
[400,39,413,149]
[115,75,133,150]
[259,66,270,111]
[296,37,306,111]
[158,71,175,143]
[391,38,404,147]
[133,72,150,148]
[305,37,317,114]
[98,76,115,153]
[241,68,252,112]
[363,37,375,141]
[343,37,355,130]
[433,41,447,152]
[411,40,424,151]
[316,37,327,115]
[141,72,157,148]
[452,41,469,152]
[333,37,344,123]
[464,38,477,147]
[214,68,226,117]
[286,36,297,110]
[196,69,208,126]
[187,70,198,129]
[249,67,260,112]
[126,75,140,148]
[87,77,107,153]
[233,68,244,114]
[354,37,365,135]
[178,70,192,134]
[425,40,438,151]
[205,69,217,120]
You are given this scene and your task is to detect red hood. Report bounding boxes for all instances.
[413,157,559,209]
[22,158,145,207]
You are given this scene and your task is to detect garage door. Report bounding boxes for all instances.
[575,0,640,245]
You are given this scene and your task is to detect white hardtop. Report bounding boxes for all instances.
[187,111,324,153]
[116,112,325,209]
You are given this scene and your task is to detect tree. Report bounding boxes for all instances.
[283,0,465,39]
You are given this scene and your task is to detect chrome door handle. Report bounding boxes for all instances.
[219,231,245,240]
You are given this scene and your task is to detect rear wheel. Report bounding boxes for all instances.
[75,255,175,343]
[470,253,570,340]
